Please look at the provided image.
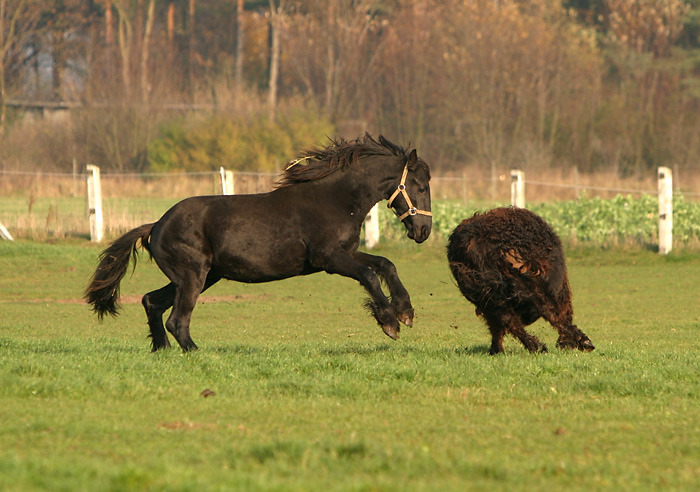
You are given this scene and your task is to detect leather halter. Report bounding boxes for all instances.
[387,163,432,221]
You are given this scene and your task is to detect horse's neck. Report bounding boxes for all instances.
[335,158,403,216]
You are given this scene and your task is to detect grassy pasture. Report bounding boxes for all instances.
[1,240,699,491]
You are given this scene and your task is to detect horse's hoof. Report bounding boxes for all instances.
[397,312,413,327]
[382,323,400,340]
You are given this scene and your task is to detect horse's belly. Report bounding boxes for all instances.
[222,264,318,283]
[213,245,315,283]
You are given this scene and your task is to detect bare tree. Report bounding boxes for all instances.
[283,0,378,122]
[234,0,244,95]
[166,0,174,60]
[0,0,39,133]
[188,0,195,101]
[267,0,287,121]
[140,0,155,101]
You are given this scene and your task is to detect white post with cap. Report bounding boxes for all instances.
[86,164,104,242]
[511,169,525,208]
[365,204,380,249]
[658,167,673,255]
[220,167,235,195]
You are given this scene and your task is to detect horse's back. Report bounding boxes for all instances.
[148,192,319,282]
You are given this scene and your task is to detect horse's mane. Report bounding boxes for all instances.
[275,133,410,188]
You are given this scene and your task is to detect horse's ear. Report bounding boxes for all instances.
[407,149,418,170]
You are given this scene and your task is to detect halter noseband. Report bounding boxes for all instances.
[387,163,432,221]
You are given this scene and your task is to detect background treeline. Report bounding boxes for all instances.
[1,0,699,176]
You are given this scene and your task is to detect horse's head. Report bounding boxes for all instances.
[388,149,432,243]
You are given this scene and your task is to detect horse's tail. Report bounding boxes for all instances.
[84,223,155,319]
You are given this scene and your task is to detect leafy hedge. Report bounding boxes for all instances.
[374,194,700,248]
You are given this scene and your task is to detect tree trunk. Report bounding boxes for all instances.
[115,4,132,94]
[167,2,174,65]
[0,0,29,133]
[0,0,6,134]
[268,0,280,121]
[324,1,334,116]
[104,0,114,72]
[140,0,155,102]
[105,0,114,45]
[135,0,143,61]
[188,0,196,101]
[234,0,244,94]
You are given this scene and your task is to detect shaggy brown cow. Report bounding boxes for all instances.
[447,207,594,355]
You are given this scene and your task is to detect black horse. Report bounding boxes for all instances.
[85,134,432,351]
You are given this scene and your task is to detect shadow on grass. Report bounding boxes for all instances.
[201,341,497,358]
[453,345,492,356]
[209,344,266,355]
[320,344,392,356]
[321,343,494,358]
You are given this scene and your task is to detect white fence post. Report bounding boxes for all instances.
[510,169,525,208]
[658,166,673,255]
[220,167,235,195]
[0,223,14,241]
[86,164,104,242]
[364,203,380,249]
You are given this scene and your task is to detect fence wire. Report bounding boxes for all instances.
[3,167,698,200]
[0,167,696,241]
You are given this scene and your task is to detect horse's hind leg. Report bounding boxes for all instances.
[165,279,202,351]
[142,283,176,351]
[164,271,221,352]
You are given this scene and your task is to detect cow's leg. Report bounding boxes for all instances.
[482,312,508,355]
[540,284,595,352]
[555,325,595,352]
[484,311,546,354]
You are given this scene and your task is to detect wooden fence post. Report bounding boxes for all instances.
[220,167,235,195]
[364,203,380,249]
[86,164,104,242]
[658,166,673,255]
[510,169,525,208]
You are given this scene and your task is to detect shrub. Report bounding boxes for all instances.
[147,110,335,173]
[375,194,700,248]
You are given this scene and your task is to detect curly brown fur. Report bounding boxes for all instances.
[447,207,594,354]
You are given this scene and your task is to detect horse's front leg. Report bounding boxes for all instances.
[353,251,414,327]
[320,252,401,340]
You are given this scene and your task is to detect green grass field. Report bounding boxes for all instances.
[1,240,699,491]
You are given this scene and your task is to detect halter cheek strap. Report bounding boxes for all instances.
[387,163,433,221]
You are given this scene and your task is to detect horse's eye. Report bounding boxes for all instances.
[418,187,426,193]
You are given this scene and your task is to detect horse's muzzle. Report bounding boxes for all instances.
[409,223,431,243]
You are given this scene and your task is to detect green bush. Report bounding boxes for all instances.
[531,194,659,246]
[147,110,334,173]
[376,194,700,248]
